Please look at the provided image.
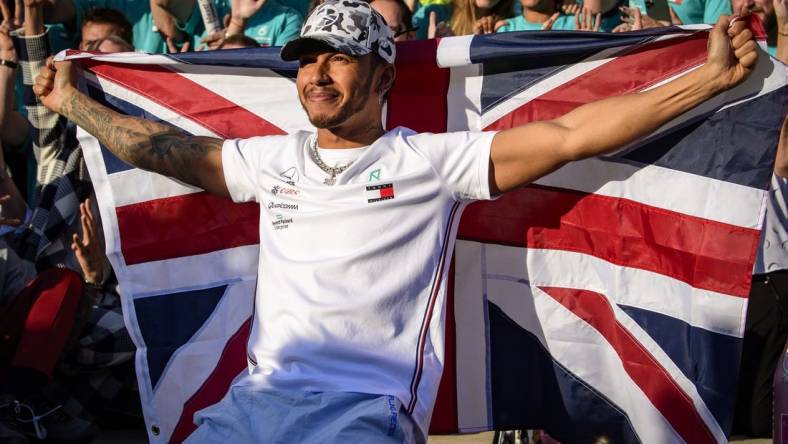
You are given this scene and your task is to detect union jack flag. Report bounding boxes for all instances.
[68,25,786,443]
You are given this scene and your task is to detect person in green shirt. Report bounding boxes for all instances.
[42,0,203,53]
[666,0,731,24]
[208,0,303,47]
[412,2,452,39]
[497,0,600,31]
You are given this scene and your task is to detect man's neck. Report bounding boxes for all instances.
[316,122,386,149]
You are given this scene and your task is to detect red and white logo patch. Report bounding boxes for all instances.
[366,183,395,203]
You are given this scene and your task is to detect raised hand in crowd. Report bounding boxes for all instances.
[427,10,453,38]
[167,35,192,53]
[540,12,561,29]
[561,2,580,16]
[473,14,506,34]
[226,0,267,36]
[71,198,104,285]
[574,6,601,30]
[0,25,27,148]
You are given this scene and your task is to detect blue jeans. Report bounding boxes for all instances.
[185,387,425,443]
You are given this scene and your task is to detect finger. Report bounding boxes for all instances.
[494,19,508,31]
[0,1,10,24]
[72,233,86,253]
[728,19,747,38]
[738,48,758,69]
[181,41,191,52]
[484,17,494,34]
[574,9,580,28]
[0,194,11,204]
[731,28,753,48]
[166,37,177,53]
[428,10,437,39]
[594,12,601,31]
[734,39,757,60]
[45,55,56,71]
[542,12,559,29]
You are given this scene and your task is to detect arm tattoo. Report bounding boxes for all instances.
[61,91,222,189]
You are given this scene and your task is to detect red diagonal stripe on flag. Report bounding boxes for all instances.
[83,60,287,138]
[170,317,252,444]
[540,286,716,444]
[458,185,758,297]
[484,33,708,130]
[387,39,449,133]
[116,192,259,265]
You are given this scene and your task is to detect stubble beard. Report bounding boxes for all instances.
[302,77,374,130]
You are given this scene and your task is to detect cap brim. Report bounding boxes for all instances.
[280,36,371,61]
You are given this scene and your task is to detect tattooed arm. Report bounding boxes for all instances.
[34,57,229,197]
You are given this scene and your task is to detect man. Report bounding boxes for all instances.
[33,1,758,441]
[78,7,132,50]
[371,0,417,41]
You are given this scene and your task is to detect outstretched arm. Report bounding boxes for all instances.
[34,58,229,197]
[489,16,759,193]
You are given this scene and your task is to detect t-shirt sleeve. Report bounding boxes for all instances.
[222,138,264,203]
[274,10,304,46]
[703,0,731,24]
[409,131,497,201]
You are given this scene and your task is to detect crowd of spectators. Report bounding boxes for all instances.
[0,0,782,442]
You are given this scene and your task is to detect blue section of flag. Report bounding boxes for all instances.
[468,29,669,66]
[616,87,786,190]
[618,304,741,433]
[134,285,229,390]
[166,47,298,78]
[488,302,640,444]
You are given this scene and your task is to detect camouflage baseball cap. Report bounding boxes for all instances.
[281,0,396,64]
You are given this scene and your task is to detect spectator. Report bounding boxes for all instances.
[667,0,731,24]
[411,0,453,38]
[42,0,203,53]
[79,7,132,50]
[371,0,418,41]
[451,0,516,34]
[12,3,138,438]
[732,0,786,58]
[200,0,303,49]
[497,0,600,30]
[86,34,134,52]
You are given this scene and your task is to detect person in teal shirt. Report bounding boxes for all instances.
[43,0,203,52]
[666,0,731,24]
[411,2,452,39]
[209,0,303,47]
[497,10,576,30]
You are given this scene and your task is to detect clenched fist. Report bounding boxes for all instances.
[704,15,759,91]
[33,56,78,115]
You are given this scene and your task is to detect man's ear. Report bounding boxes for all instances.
[377,63,396,96]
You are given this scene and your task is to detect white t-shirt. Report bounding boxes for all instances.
[222,126,497,434]
[754,174,788,274]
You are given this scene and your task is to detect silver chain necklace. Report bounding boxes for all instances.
[309,136,355,186]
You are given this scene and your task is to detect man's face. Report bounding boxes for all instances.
[731,0,773,22]
[296,51,380,129]
[80,22,122,50]
[371,0,414,41]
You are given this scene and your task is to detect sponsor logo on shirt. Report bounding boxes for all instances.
[366,183,395,203]
[280,167,299,185]
[272,213,294,230]
[271,185,300,196]
[268,202,299,210]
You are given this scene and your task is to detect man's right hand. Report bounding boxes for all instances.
[32,56,78,115]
